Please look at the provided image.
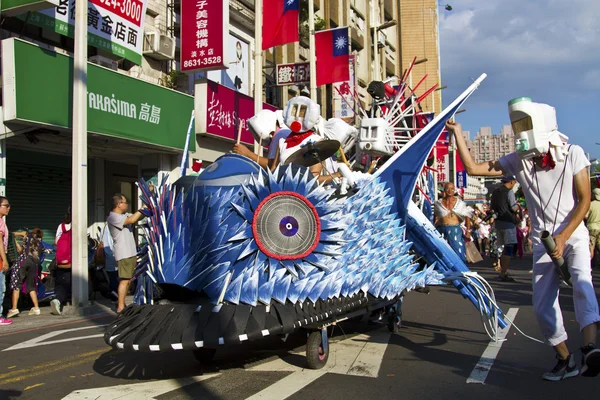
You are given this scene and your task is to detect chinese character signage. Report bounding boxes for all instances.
[435,133,449,183]
[2,39,194,151]
[276,62,310,86]
[333,55,356,119]
[195,81,277,146]
[181,0,228,72]
[21,0,147,64]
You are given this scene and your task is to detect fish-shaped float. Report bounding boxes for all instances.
[104,74,506,369]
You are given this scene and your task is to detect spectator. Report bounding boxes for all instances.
[586,188,600,260]
[6,233,42,318]
[50,208,72,315]
[491,176,520,281]
[0,197,13,325]
[108,194,146,314]
[433,182,473,262]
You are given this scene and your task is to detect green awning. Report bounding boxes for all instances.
[1,38,195,152]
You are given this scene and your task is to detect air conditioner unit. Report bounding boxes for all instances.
[89,55,118,71]
[143,32,176,61]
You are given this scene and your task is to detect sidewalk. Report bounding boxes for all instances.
[0,295,133,334]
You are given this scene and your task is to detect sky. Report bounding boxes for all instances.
[438,0,600,160]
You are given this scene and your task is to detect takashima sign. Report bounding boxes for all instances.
[21,0,147,64]
[1,38,194,151]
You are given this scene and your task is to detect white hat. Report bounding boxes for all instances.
[594,187,600,201]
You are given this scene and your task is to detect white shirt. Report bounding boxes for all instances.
[499,145,590,244]
[56,223,71,241]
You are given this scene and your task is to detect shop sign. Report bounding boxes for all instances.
[276,62,310,86]
[1,38,194,151]
[195,80,277,146]
[180,0,228,72]
[333,55,356,119]
[1,0,58,16]
[435,133,449,183]
[19,0,147,64]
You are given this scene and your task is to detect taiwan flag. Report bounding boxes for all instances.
[262,0,299,50]
[315,27,350,86]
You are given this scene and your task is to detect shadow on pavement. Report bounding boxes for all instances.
[0,389,22,400]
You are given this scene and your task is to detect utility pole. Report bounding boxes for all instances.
[254,0,263,154]
[71,0,89,308]
[308,0,316,100]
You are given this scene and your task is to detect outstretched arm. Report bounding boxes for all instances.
[233,143,269,169]
[446,120,505,177]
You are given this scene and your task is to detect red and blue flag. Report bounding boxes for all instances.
[262,0,299,50]
[315,27,349,86]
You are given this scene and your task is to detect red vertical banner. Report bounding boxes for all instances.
[435,132,449,183]
[181,0,228,72]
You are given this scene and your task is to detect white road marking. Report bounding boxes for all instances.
[2,325,107,352]
[62,373,220,399]
[246,329,391,400]
[467,307,519,384]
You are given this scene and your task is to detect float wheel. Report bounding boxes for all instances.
[306,330,329,369]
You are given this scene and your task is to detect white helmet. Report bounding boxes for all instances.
[247,110,278,144]
[508,97,567,160]
[284,96,321,133]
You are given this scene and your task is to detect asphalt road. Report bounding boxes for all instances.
[0,254,598,400]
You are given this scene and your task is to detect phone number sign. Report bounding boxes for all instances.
[180,0,228,72]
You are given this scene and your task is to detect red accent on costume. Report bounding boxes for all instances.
[290,121,302,133]
[284,131,314,148]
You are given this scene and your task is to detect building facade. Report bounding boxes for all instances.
[471,125,515,163]
[0,0,444,238]
[398,0,443,114]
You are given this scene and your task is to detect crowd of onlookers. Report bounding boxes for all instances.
[0,194,133,326]
[436,181,600,279]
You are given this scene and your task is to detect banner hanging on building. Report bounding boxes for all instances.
[262,0,299,50]
[180,0,228,72]
[315,27,350,86]
[435,132,449,183]
[194,81,277,146]
[22,0,147,64]
[333,55,356,119]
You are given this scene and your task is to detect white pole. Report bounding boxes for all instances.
[308,0,316,99]
[372,1,380,82]
[254,0,263,153]
[72,0,89,308]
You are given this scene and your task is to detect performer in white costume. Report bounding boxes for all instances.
[447,97,600,381]
[272,96,343,185]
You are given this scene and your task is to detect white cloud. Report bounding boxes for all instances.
[440,0,600,102]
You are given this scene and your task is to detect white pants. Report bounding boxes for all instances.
[532,232,600,346]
